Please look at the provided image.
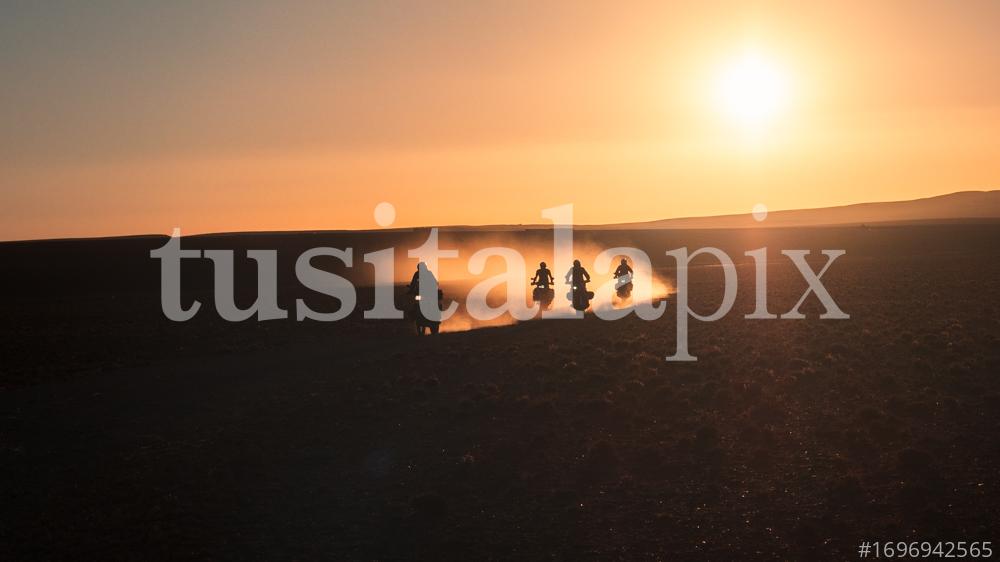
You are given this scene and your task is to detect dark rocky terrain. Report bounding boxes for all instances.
[2,223,999,560]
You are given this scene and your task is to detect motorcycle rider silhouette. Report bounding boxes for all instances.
[530,261,556,309]
[613,257,634,300]
[565,259,594,311]
[406,262,443,335]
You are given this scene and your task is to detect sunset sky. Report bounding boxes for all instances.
[2,0,998,240]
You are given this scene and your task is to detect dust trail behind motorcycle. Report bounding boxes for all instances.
[391,237,675,333]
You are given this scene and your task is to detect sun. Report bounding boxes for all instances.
[711,50,791,132]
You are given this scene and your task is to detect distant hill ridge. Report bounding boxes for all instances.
[3,191,999,243]
[583,190,1000,230]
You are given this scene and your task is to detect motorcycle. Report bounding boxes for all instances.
[531,279,555,310]
[614,272,634,301]
[406,288,443,335]
[567,282,595,312]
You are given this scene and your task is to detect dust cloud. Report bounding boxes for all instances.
[384,233,674,333]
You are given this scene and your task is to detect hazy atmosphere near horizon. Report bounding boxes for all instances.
[2,0,999,240]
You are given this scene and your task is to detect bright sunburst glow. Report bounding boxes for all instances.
[712,50,791,132]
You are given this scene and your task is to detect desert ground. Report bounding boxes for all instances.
[2,223,999,560]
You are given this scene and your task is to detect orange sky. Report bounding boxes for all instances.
[2,1,998,240]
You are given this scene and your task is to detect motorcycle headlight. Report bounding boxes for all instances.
[415,295,422,301]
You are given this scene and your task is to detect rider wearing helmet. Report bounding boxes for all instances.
[613,258,633,281]
[532,261,555,289]
[565,259,591,286]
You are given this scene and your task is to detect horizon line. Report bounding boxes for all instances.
[1,188,997,245]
